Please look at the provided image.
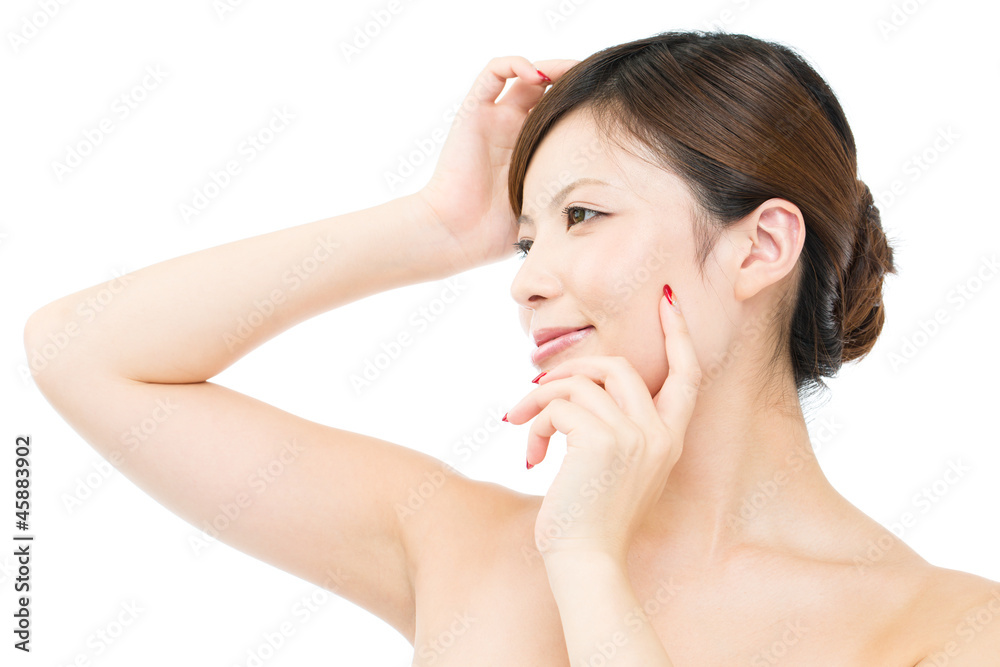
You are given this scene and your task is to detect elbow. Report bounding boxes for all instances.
[23,300,79,389]
[23,304,57,388]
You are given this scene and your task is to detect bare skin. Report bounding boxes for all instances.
[411,492,1000,666]
[24,56,1000,665]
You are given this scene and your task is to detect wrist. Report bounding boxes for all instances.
[542,547,628,582]
[538,534,629,568]
[409,189,474,276]
[541,550,635,627]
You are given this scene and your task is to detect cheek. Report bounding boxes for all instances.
[624,308,671,394]
[575,249,658,326]
[587,286,668,395]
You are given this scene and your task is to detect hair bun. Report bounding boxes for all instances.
[836,181,897,363]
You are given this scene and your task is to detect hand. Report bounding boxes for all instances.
[505,287,702,565]
[417,56,580,272]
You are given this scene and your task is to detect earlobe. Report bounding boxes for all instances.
[734,199,805,301]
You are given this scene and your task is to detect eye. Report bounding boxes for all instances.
[512,206,603,259]
[512,239,532,259]
[561,205,600,226]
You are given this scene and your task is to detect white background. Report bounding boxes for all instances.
[2,0,999,664]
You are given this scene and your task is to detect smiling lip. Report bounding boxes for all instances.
[531,326,594,365]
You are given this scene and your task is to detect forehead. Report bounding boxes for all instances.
[520,107,684,218]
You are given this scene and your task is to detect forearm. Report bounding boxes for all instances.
[26,192,462,384]
[544,552,674,666]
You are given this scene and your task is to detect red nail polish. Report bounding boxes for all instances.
[536,69,552,83]
[502,412,509,422]
[526,460,534,470]
[531,371,547,383]
[663,284,675,305]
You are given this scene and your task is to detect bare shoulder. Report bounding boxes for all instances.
[814,526,1000,665]
[401,464,537,581]
[904,563,1000,665]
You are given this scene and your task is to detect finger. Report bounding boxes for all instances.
[534,355,663,429]
[494,58,581,111]
[463,55,549,110]
[654,288,703,434]
[532,58,582,80]
[507,374,637,438]
[525,398,612,468]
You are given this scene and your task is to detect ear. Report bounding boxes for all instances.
[731,198,805,302]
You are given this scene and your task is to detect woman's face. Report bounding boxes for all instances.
[510,107,735,397]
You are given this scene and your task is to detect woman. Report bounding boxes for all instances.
[25,31,1000,665]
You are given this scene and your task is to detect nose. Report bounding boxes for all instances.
[509,237,564,310]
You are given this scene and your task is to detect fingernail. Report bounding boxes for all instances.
[536,69,552,83]
[502,412,509,422]
[531,371,547,383]
[663,284,680,313]
[526,459,534,470]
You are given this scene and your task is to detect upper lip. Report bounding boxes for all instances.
[532,325,592,347]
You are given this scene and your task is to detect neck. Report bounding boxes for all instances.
[641,363,843,564]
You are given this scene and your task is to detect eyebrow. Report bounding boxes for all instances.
[517,178,611,228]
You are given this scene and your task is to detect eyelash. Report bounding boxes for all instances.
[512,206,602,259]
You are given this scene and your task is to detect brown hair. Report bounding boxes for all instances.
[508,31,897,399]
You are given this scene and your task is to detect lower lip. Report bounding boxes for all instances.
[531,326,594,365]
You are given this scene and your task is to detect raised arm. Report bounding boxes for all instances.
[23,191,476,639]
[26,192,461,386]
